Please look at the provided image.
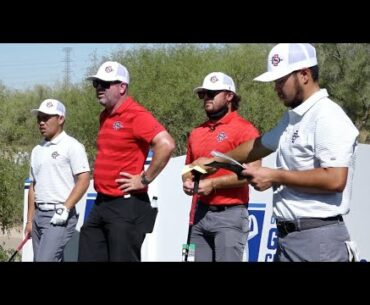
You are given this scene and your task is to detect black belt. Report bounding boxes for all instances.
[97,192,149,202]
[276,215,343,236]
[200,201,247,212]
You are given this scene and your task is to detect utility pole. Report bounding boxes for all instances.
[62,47,73,88]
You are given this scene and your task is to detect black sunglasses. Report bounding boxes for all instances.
[92,80,122,89]
[37,113,59,122]
[197,90,225,100]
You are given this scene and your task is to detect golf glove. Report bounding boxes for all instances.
[50,206,70,225]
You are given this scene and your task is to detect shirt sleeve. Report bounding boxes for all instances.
[237,122,260,145]
[261,112,289,151]
[133,111,166,143]
[29,149,35,182]
[315,105,359,167]
[68,141,90,175]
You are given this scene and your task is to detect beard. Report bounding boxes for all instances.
[206,104,229,120]
[284,75,304,109]
[289,88,304,108]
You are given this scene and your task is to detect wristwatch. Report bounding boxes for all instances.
[140,172,151,185]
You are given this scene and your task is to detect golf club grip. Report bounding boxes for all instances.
[8,233,31,261]
[17,233,30,251]
[188,193,198,225]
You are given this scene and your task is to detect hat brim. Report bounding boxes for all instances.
[253,69,295,82]
[30,109,62,116]
[254,59,318,82]
[86,75,125,82]
[193,86,236,94]
[193,86,207,94]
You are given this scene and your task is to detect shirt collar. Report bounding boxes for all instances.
[291,89,329,117]
[204,111,237,128]
[43,130,67,145]
[103,96,134,118]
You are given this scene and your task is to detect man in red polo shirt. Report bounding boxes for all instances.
[182,72,260,261]
[78,61,175,262]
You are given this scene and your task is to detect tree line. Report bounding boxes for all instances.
[0,43,368,234]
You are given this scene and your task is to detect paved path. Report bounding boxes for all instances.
[0,225,23,251]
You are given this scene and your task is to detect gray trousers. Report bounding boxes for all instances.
[32,208,78,262]
[275,222,350,262]
[190,202,249,262]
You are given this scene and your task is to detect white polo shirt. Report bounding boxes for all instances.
[262,89,359,221]
[30,131,90,204]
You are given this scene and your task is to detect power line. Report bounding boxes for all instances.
[62,47,73,88]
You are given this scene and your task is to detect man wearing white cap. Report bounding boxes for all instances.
[25,99,90,261]
[182,72,260,261]
[79,61,175,262]
[194,44,359,262]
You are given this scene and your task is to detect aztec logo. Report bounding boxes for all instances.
[247,203,266,262]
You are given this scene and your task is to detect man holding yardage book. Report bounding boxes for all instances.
[193,44,360,262]
[182,72,260,262]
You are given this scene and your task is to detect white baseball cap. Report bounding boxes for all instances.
[193,72,236,94]
[86,61,130,84]
[31,99,66,116]
[254,43,318,82]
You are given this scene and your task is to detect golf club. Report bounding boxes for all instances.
[7,232,30,262]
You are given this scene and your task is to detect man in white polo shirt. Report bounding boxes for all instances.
[194,44,359,261]
[25,99,90,261]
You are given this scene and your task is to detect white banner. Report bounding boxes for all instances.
[23,144,370,262]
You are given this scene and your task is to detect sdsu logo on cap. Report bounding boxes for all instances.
[271,54,283,66]
[105,66,113,73]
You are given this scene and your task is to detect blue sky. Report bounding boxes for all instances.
[0,43,132,90]
[0,43,213,91]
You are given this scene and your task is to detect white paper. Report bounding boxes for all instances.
[210,150,244,168]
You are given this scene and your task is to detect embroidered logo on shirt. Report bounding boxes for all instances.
[291,130,299,143]
[271,54,283,66]
[113,121,123,130]
[216,132,228,142]
[51,151,60,159]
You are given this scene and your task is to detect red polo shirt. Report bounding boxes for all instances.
[94,96,165,196]
[186,111,259,205]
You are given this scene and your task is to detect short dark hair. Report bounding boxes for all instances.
[309,65,319,81]
[231,93,241,111]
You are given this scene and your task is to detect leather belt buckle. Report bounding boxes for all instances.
[277,221,297,235]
